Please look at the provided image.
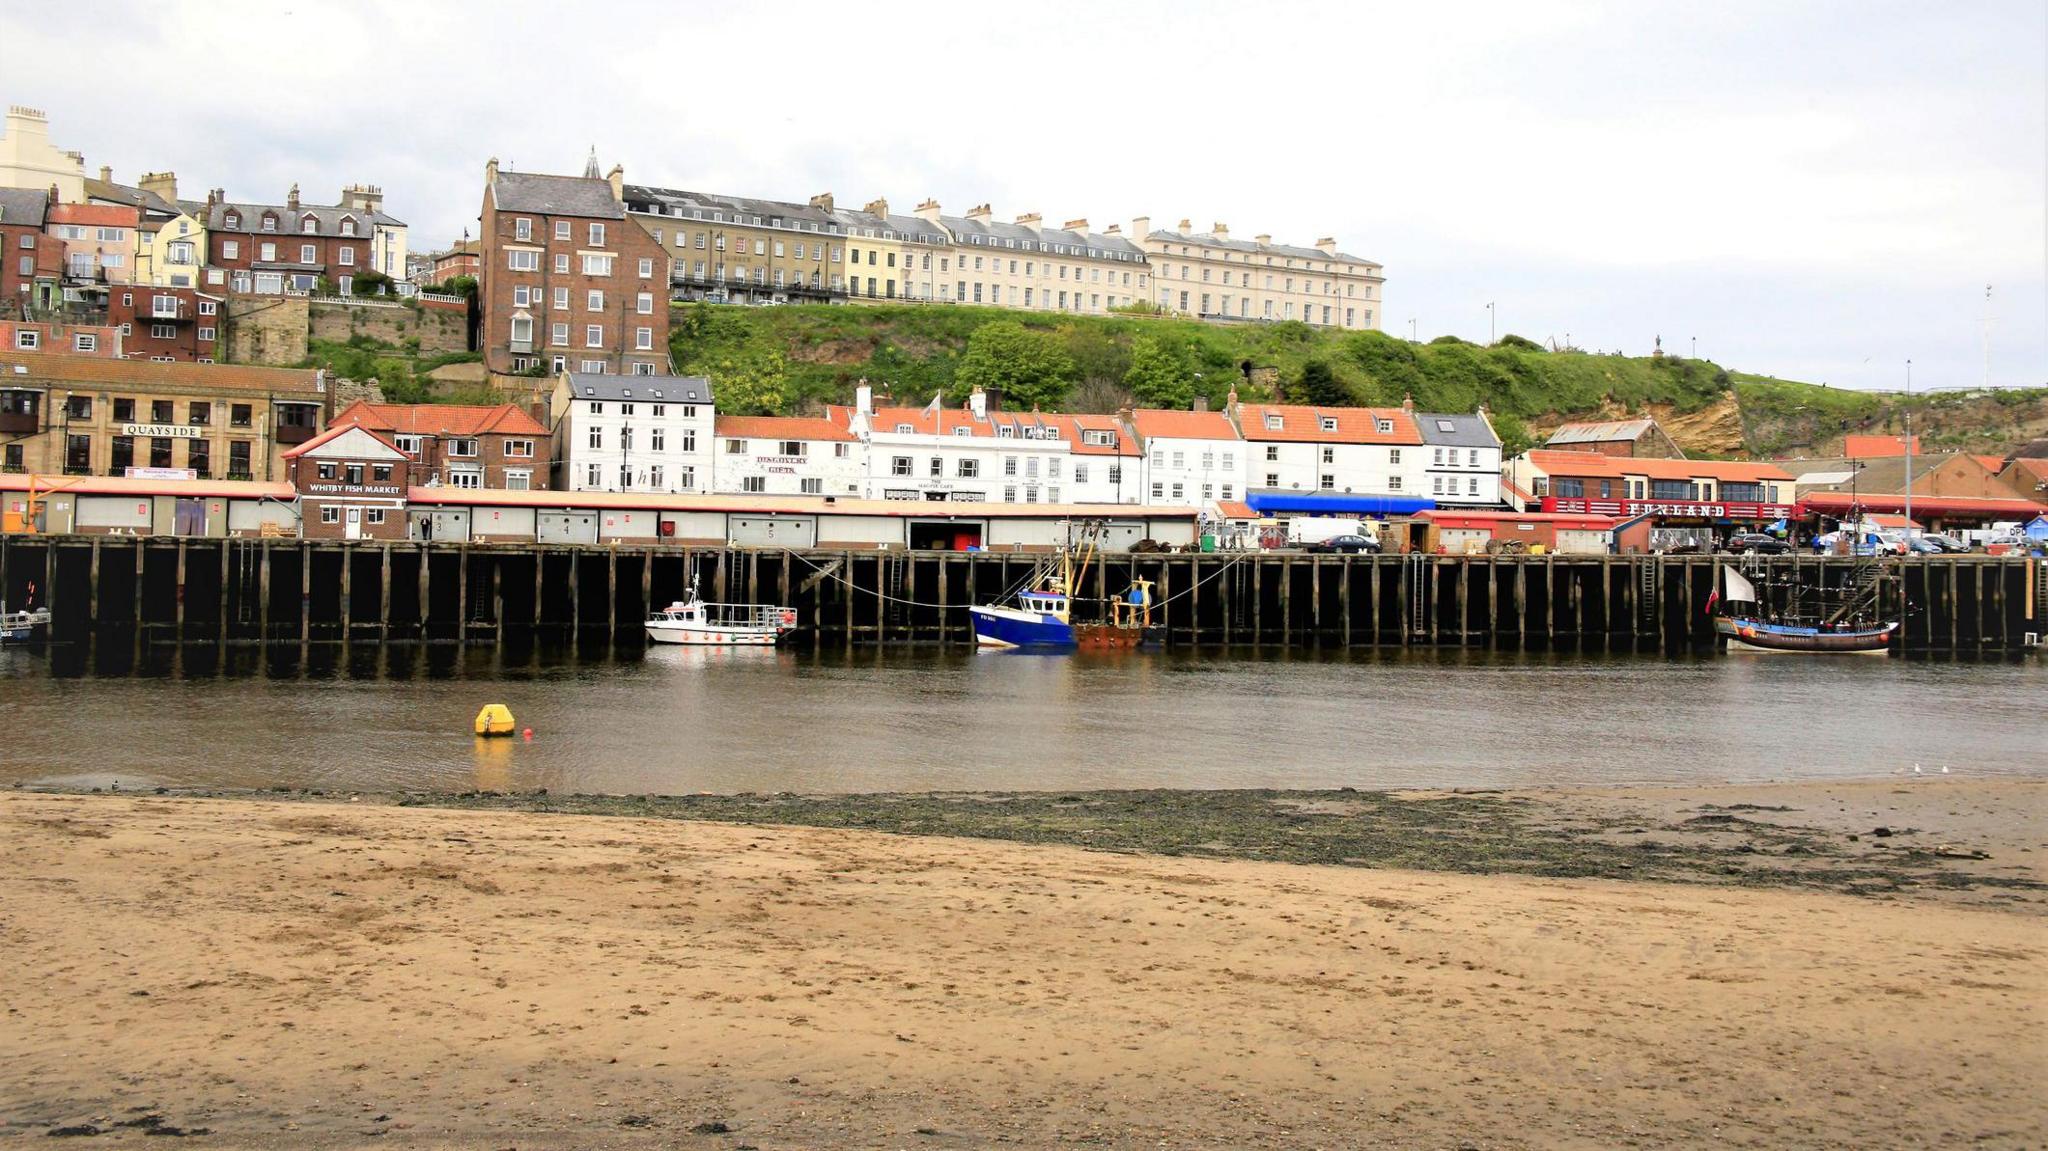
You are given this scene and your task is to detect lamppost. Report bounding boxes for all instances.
[1485,302,1495,345]
[1408,318,1418,342]
[1902,359,1913,537]
[1690,335,1696,359]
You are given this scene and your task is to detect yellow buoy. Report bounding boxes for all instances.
[473,704,516,737]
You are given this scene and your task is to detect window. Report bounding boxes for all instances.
[586,462,602,487]
[1387,476,1402,491]
[504,439,533,458]
[1321,447,1335,465]
[13,330,37,350]
[320,506,341,524]
[507,249,538,272]
[393,434,421,453]
[638,258,653,278]
[636,291,653,314]
[929,457,943,477]
[1375,418,1393,434]
[587,290,604,311]
[72,333,95,353]
[958,459,980,478]
[150,324,176,339]
[338,247,355,266]
[555,254,570,273]
[515,218,532,242]
[300,244,316,263]
[891,456,913,477]
[589,427,604,450]
[1389,448,1401,465]
[365,509,385,525]
[555,221,572,241]
[742,476,766,493]
[231,404,252,427]
[188,402,211,425]
[552,322,569,346]
[514,286,532,307]
[589,223,606,246]
[582,254,614,276]
[800,478,822,495]
[635,327,652,350]
[1650,479,1695,501]
[585,325,603,347]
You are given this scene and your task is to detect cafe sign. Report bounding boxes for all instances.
[122,423,202,440]
[1543,497,1793,520]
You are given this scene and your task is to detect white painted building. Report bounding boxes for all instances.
[548,372,714,493]
[1039,413,1143,504]
[1126,407,1247,507]
[831,386,1085,505]
[1415,410,1504,507]
[1231,401,1428,500]
[712,415,866,497]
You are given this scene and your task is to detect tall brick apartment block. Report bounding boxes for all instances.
[478,153,670,379]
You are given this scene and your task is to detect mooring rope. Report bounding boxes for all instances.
[775,546,1262,612]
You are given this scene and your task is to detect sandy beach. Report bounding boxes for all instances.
[2,782,2043,1149]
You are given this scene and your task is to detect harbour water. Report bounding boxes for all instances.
[4,643,2042,794]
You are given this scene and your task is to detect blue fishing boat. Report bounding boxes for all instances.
[969,588,1076,649]
[969,521,1157,650]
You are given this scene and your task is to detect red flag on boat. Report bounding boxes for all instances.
[1704,589,1720,615]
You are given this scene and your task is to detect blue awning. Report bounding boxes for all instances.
[1245,490,1437,517]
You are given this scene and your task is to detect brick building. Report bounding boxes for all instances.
[188,184,403,296]
[104,284,224,362]
[2,318,123,356]
[1542,418,1685,459]
[426,239,479,285]
[283,423,410,540]
[0,353,329,480]
[329,399,550,490]
[478,153,670,377]
[0,185,61,315]
[46,201,142,289]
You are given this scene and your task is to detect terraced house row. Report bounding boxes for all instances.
[477,154,1385,378]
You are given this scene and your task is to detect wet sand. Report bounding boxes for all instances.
[1,782,2043,1148]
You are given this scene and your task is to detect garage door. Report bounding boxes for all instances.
[729,515,817,548]
[76,495,154,530]
[427,508,471,542]
[1439,527,1490,554]
[537,510,597,545]
[1555,529,1612,555]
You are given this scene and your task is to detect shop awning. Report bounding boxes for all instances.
[1245,490,1436,516]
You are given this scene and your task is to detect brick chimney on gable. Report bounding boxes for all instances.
[914,198,941,222]
[965,203,993,223]
[1014,212,1041,227]
[486,157,499,186]
[864,197,889,217]
[1063,218,1089,235]
[286,183,300,211]
[606,164,624,202]
[139,172,178,203]
[809,192,834,212]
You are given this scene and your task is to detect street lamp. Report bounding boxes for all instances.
[1690,335,1696,359]
[1485,302,1495,345]
[1409,318,1418,342]
[1902,359,1913,536]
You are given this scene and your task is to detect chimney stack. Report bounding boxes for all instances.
[1103,224,1121,236]
[485,157,499,185]
[1254,233,1272,245]
[343,183,383,213]
[1212,222,1228,239]
[98,165,111,183]
[139,171,178,203]
[863,197,889,217]
[1177,218,1192,231]
[1014,211,1041,227]
[855,379,873,417]
[1401,393,1414,413]
[965,203,992,222]
[1131,215,1151,238]
[809,192,835,212]
[1315,236,1337,255]
[1192,396,1208,412]
[606,164,624,202]
[969,386,987,419]
[914,198,941,222]
[286,183,300,211]
[1063,217,1089,234]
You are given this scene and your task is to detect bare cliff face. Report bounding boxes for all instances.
[1529,391,1746,457]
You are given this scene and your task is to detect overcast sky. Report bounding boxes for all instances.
[6,0,2042,391]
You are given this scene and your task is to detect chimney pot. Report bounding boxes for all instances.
[1063,217,1089,234]
[98,165,111,183]
[1254,233,1272,245]
[810,192,835,211]
[1177,218,1192,231]
[287,183,300,210]
[1212,222,1228,238]
[1192,396,1208,412]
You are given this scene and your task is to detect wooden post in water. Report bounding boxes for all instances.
[380,546,393,634]
[417,544,431,638]
[174,539,187,638]
[606,548,618,641]
[298,543,311,644]
[568,548,580,644]
[339,543,352,638]
[257,543,270,639]
[88,538,101,625]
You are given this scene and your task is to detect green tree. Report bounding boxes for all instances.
[954,319,1075,410]
[706,347,790,415]
[1294,359,1353,406]
[1123,334,1196,410]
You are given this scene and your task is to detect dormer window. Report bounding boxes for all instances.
[1436,419,1456,432]
[998,426,1014,438]
[260,213,276,232]
[894,423,913,433]
[224,211,240,229]
[953,427,971,437]
[339,216,357,237]
[1318,416,1338,432]
[1375,418,1394,434]
[302,214,318,234]
[1264,414,1283,430]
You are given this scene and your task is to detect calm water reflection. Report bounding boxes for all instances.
[3,640,2042,794]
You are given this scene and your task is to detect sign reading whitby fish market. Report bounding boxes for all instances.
[1542,497,1794,520]
[303,483,403,496]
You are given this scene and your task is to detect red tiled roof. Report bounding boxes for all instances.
[0,351,323,393]
[47,203,140,227]
[830,403,1081,443]
[1215,500,1258,520]
[715,415,855,442]
[1235,404,1421,445]
[1523,449,1793,483]
[2004,457,2048,485]
[1128,408,1238,441]
[334,400,546,438]
[1842,433,1918,457]
[1972,455,2006,472]
[1038,412,1139,456]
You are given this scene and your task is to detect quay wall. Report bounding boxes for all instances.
[1,536,2041,656]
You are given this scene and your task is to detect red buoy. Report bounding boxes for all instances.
[522,728,534,742]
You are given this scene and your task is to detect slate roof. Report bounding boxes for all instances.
[563,373,711,403]
[1413,411,1499,449]
[184,197,406,237]
[1143,227,1376,268]
[625,184,841,234]
[0,187,51,227]
[85,178,179,219]
[944,214,1145,259]
[490,171,622,220]
[1545,419,1659,446]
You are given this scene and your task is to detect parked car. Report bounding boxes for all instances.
[1305,534,1381,554]
[1904,535,1946,554]
[1722,532,1789,555]
[1920,534,1971,553]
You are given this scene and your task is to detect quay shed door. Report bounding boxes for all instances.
[908,518,984,551]
[537,510,598,546]
[427,508,472,543]
[729,515,817,549]
[1438,526,1490,555]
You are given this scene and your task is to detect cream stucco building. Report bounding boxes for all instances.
[915,200,1148,314]
[0,106,85,203]
[1136,218,1383,330]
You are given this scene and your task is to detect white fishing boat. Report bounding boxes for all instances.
[1,601,51,645]
[644,579,797,647]
[1712,565,1896,655]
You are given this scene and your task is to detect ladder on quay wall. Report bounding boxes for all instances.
[1407,553,1429,637]
[1824,557,1885,625]
[1637,560,1660,631]
[883,551,909,629]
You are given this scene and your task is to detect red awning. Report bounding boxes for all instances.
[1799,492,2045,520]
